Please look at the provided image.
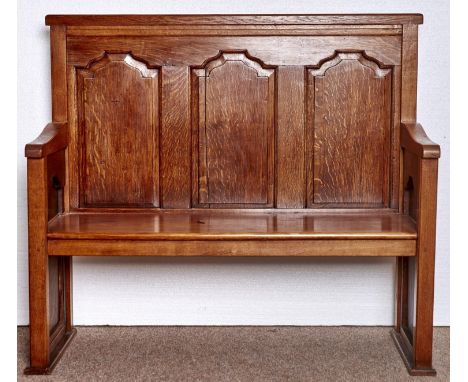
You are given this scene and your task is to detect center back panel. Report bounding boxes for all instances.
[67,32,401,210]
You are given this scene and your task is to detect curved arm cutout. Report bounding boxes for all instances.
[25,122,68,158]
[401,123,440,159]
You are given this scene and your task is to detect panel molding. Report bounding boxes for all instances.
[74,52,160,208]
[191,51,276,208]
[193,52,274,78]
[310,51,391,78]
[306,50,394,208]
[78,51,158,78]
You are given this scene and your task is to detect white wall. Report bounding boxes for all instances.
[17,0,449,326]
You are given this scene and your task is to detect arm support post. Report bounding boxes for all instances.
[393,123,440,375]
[25,123,75,374]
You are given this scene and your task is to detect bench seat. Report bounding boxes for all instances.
[47,212,417,257]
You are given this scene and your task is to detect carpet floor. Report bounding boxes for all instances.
[17,326,449,382]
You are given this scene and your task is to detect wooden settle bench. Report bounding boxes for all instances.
[25,14,440,376]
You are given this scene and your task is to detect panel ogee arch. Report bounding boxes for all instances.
[75,53,160,208]
[307,51,393,208]
[191,52,276,207]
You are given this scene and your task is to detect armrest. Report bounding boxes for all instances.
[401,124,439,224]
[401,123,440,159]
[25,122,68,158]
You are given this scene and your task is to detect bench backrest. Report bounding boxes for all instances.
[47,14,422,211]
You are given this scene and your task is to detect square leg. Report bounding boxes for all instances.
[393,256,436,376]
[24,257,75,375]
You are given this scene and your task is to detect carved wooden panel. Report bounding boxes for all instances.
[307,52,392,207]
[76,53,159,207]
[191,52,275,207]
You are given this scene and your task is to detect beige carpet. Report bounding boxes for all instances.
[17,326,449,381]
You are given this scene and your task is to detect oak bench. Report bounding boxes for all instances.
[25,14,440,376]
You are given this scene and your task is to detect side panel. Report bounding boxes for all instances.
[76,53,159,207]
[308,52,393,208]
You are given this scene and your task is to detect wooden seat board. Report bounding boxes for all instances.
[48,211,417,241]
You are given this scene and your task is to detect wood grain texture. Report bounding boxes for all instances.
[48,256,60,332]
[48,258,69,360]
[412,159,438,370]
[47,150,66,221]
[50,24,70,214]
[308,52,392,207]
[395,256,405,332]
[401,25,418,123]
[25,123,68,159]
[46,14,423,26]
[76,53,159,207]
[47,211,417,240]
[161,66,191,208]
[67,63,79,210]
[67,36,402,68]
[26,155,74,374]
[403,151,420,222]
[27,135,69,371]
[67,25,403,37]
[25,14,438,376]
[394,124,440,374]
[27,159,50,368]
[25,23,75,375]
[193,53,274,207]
[390,66,402,210]
[401,123,441,159]
[204,57,271,205]
[276,66,305,208]
[48,239,416,258]
[64,256,73,332]
[50,25,67,122]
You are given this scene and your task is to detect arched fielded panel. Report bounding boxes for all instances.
[307,52,392,207]
[192,53,275,207]
[76,53,159,207]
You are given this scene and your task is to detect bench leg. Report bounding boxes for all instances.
[393,160,438,376]
[25,158,76,375]
[25,256,76,375]
[393,256,436,376]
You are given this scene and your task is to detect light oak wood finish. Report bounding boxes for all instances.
[25,14,438,376]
